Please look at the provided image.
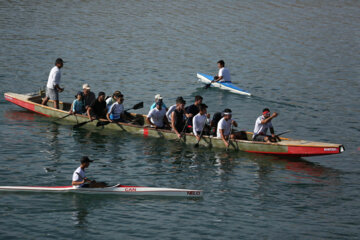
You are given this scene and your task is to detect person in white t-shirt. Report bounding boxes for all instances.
[253,108,278,142]
[216,108,245,148]
[72,156,107,188]
[41,58,65,109]
[214,60,231,83]
[192,104,210,141]
[146,100,169,129]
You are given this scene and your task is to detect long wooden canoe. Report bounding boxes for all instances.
[4,91,345,157]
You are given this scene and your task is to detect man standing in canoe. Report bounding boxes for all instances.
[253,108,278,142]
[42,58,65,109]
[72,156,107,188]
[214,60,231,83]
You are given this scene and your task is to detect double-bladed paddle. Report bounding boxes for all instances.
[96,101,144,127]
[204,76,218,89]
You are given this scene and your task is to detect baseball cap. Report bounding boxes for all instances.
[80,156,93,164]
[82,84,91,90]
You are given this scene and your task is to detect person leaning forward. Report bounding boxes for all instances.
[72,156,107,188]
[42,58,65,109]
[106,93,126,123]
[87,91,107,120]
[216,108,244,148]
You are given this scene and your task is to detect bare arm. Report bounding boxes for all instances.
[261,112,278,124]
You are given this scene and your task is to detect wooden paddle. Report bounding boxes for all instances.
[73,120,92,129]
[225,124,233,152]
[96,101,144,127]
[54,113,72,121]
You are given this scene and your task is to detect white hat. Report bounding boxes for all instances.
[82,83,91,90]
[155,94,163,100]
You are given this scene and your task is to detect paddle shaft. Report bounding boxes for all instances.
[194,117,208,147]
[226,123,233,151]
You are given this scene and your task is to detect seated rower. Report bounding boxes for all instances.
[106,90,121,109]
[253,108,278,142]
[214,60,231,83]
[70,91,85,114]
[171,97,192,138]
[106,93,126,123]
[72,156,107,188]
[150,94,168,111]
[192,104,210,141]
[146,99,169,129]
[185,95,203,127]
[217,109,244,148]
[166,96,185,122]
[81,84,96,112]
[87,91,107,121]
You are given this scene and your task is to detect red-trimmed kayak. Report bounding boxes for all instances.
[0,184,203,197]
[4,91,345,157]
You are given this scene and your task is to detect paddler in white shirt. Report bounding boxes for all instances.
[214,60,231,83]
[253,108,278,142]
[146,99,169,129]
[72,156,107,188]
[192,104,210,141]
[217,108,244,148]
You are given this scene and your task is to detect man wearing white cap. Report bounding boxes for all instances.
[150,94,168,111]
[81,83,96,112]
[217,108,244,147]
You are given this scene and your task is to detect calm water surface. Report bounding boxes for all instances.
[0,0,359,239]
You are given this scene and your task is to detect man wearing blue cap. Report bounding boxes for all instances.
[146,99,169,129]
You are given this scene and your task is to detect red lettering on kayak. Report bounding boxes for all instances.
[187,191,200,196]
[125,188,136,192]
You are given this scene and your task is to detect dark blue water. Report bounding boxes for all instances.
[1,1,359,239]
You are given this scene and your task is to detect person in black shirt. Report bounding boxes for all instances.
[87,92,107,120]
[185,95,203,127]
[171,97,192,138]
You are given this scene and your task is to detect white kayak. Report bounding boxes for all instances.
[0,184,203,198]
[197,72,251,96]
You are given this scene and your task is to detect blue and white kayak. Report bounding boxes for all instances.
[197,73,251,96]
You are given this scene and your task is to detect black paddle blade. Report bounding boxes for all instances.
[194,143,199,148]
[133,102,143,110]
[204,83,211,89]
[73,121,91,128]
[96,121,110,127]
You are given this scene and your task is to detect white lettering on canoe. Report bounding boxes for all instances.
[324,148,337,151]
[125,187,136,192]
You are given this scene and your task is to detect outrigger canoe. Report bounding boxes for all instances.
[0,184,203,197]
[4,91,345,157]
[197,73,251,96]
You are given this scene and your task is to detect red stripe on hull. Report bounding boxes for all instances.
[143,128,149,137]
[245,146,340,157]
[5,95,50,117]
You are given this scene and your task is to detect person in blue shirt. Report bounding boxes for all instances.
[106,93,126,122]
[70,91,85,114]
